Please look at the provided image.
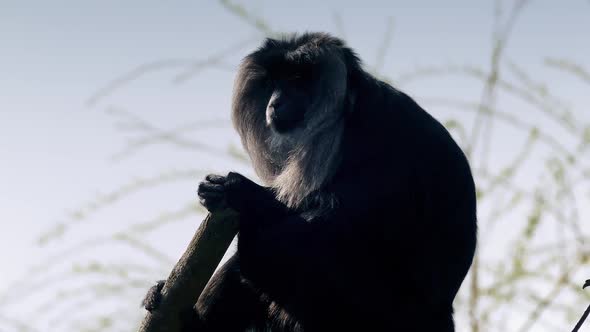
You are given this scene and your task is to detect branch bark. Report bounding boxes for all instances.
[137,209,239,332]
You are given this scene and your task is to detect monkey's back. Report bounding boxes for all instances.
[318,77,477,331]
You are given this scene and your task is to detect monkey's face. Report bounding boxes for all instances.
[268,56,348,137]
[264,70,312,133]
[232,35,350,142]
[231,34,352,187]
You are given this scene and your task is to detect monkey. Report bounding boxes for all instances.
[143,32,477,332]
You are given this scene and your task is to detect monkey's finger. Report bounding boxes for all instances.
[141,280,165,312]
[198,181,225,193]
[198,190,224,199]
[199,197,227,211]
[205,174,226,184]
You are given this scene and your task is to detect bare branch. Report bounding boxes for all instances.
[137,209,239,332]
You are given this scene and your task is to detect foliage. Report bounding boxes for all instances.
[1,1,589,331]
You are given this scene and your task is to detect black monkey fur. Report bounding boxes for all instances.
[144,32,477,332]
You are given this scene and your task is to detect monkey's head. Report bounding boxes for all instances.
[231,33,362,209]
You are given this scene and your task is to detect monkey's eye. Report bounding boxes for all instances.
[286,73,311,90]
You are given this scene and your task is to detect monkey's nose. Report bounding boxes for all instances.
[268,108,291,133]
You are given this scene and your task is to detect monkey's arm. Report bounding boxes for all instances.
[199,172,290,225]
[236,171,401,291]
[198,170,403,288]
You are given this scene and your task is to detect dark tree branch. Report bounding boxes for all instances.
[137,209,239,332]
[571,280,590,332]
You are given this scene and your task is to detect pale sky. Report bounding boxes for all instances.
[1,1,589,331]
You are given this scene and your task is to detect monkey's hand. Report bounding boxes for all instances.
[141,280,204,331]
[141,280,166,312]
[198,172,253,213]
[198,172,287,221]
[197,174,231,212]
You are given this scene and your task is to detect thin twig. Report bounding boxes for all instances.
[87,38,254,106]
[332,12,346,38]
[218,0,276,36]
[518,265,578,332]
[372,17,394,74]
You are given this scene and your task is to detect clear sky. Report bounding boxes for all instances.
[1,1,589,331]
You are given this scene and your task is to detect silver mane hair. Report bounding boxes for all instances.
[231,36,349,208]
